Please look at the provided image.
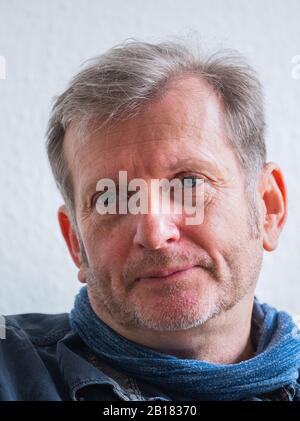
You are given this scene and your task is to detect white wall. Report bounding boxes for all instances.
[0,0,299,316]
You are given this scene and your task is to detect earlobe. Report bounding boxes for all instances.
[263,216,280,251]
[261,163,288,252]
[78,267,87,283]
[57,205,82,268]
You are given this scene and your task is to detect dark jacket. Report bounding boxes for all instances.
[0,313,299,401]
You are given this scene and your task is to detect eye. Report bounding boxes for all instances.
[91,189,117,207]
[91,188,130,208]
[180,175,205,188]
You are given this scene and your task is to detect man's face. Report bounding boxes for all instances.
[64,77,264,332]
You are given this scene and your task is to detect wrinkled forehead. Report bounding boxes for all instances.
[63,76,228,171]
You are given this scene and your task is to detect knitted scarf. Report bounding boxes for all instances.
[70,286,300,400]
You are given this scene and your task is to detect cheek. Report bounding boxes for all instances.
[83,221,131,273]
[211,189,249,226]
[183,195,249,250]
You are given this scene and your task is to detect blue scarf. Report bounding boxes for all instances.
[69,286,300,400]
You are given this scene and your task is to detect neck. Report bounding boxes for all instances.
[90,293,256,364]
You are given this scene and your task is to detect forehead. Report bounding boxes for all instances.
[63,77,234,195]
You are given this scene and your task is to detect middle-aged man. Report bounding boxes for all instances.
[1,40,300,402]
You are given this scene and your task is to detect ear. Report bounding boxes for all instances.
[260,163,288,252]
[57,205,87,283]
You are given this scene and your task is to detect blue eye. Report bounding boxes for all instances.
[92,189,129,208]
[92,190,116,207]
[181,175,203,188]
[99,191,117,205]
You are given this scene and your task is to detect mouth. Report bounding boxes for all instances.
[137,266,198,283]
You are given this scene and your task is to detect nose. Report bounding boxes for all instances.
[133,211,181,250]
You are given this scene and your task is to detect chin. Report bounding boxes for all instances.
[132,291,221,331]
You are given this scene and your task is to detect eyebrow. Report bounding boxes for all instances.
[168,157,222,175]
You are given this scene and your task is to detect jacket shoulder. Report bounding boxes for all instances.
[3,312,71,345]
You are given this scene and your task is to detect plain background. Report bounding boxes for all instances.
[0,0,299,316]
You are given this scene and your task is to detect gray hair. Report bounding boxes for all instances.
[46,39,266,224]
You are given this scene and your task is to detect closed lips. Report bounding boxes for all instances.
[137,266,197,280]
